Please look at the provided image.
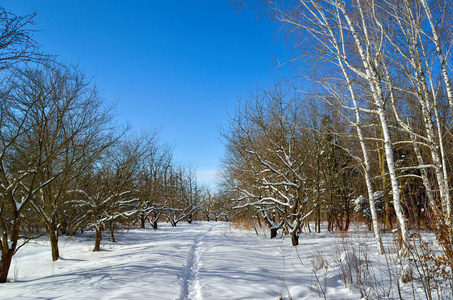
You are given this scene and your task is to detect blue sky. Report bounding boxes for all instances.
[3,1,291,189]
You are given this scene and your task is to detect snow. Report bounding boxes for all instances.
[2,222,438,299]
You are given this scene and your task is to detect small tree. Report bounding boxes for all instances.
[163,165,201,227]
[13,63,115,261]
[0,7,49,283]
[72,134,150,251]
[221,84,315,245]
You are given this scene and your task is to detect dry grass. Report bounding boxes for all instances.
[231,216,259,230]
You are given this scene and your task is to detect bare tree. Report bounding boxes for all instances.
[0,71,56,282]
[375,0,453,236]
[200,187,232,222]
[8,63,115,261]
[257,0,410,252]
[163,164,202,227]
[0,8,47,70]
[0,6,52,283]
[71,133,151,251]
[134,137,171,229]
[222,84,314,245]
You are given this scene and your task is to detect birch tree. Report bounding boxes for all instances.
[260,0,409,252]
[375,0,453,235]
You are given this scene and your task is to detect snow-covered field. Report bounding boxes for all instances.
[1,222,439,299]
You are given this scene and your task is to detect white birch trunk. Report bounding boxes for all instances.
[354,109,385,255]
[419,0,453,114]
[287,0,401,252]
[337,0,408,252]
[383,63,437,213]
[327,9,384,254]
[399,2,452,225]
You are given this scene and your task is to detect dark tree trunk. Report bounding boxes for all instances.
[93,227,102,252]
[328,215,333,232]
[139,215,146,229]
[110,221,115,242]
[60,218,68,235]
[336,217,344,232]
[0,249,13,283]
[48,228,60,261]
[110,230,115,242]
[151,220,158,230]
[291,231,299,246]
[270,227,278,239]
[317,205,321,233]
[1,221,20,283]
[344,196,350,232]
[344,216,350,232]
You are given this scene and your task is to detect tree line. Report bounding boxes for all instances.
[221,0,453,260]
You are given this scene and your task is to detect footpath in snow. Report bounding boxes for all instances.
[3,222,360,299]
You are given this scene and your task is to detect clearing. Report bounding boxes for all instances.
[3,222,394,299]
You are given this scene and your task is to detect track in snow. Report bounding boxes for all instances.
[178,224,214,300]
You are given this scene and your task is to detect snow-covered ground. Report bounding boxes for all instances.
[1,222,438,299]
